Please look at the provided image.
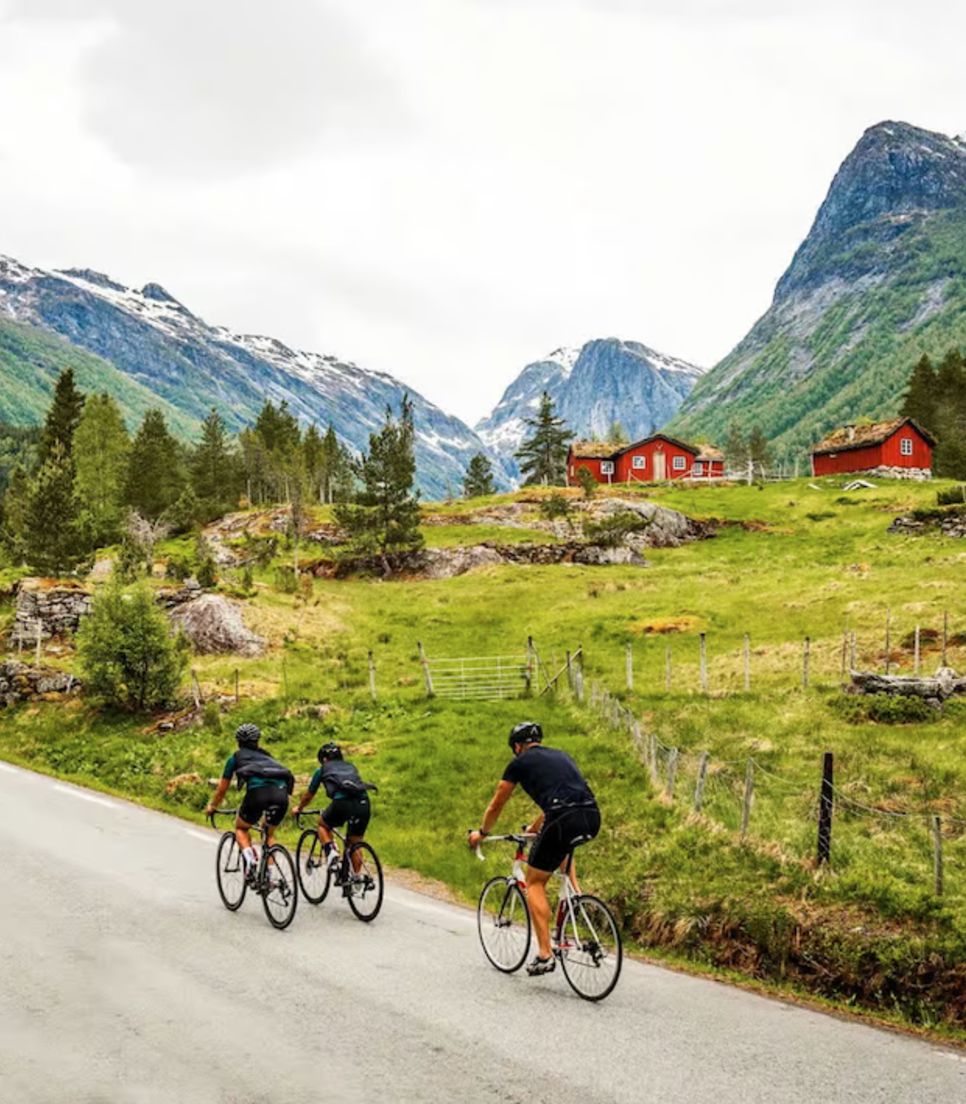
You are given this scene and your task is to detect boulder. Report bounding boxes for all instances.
[418,546,504,579]
[572,545,647,566]
[169,594,266,656]
[591,498,708,547]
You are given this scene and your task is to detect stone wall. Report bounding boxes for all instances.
[865,465,932,481]
[0,661,81,708]
[8,580,93,647]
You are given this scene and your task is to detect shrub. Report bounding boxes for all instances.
[936,485,966,506]
[537,493,572,522]
[833,693,936,725]
[77,581,189,711]
[274,565,298,593]
[583,510,651,548]
[196,555,218,589]
[165,554,192,582]
[576,466,598,500]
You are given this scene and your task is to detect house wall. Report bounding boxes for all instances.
[567,455,613,485]
[812,426,932,476]
[615,437,697,482]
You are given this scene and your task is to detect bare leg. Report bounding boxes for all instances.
[525,866,554,959]
[561,853,581,894]
[347,835,364,874]
[317,821,334,846]
[235,816,253,854]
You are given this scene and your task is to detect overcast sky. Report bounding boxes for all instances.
[0,0,963,425]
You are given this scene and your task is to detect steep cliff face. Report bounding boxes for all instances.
[477,339,703,472]
[670,122,966,453]
[0,255,510,497]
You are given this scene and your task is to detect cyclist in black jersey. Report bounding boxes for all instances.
[291,742,374,872]
[468,721,600,976]
[205,724,294,882]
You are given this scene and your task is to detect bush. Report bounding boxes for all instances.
[537,493,572,523]
[583,510,651,548]
[936,485,966,506]
[833,693,936,725]
[576,466,597,500]
[165,554,192,582]
[196,555,218,589]
[77,581,189,712]
[274,565,298,593]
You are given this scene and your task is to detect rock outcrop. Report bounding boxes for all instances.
[168,593,266,656]
[888,508,966,537]
[8,580,93,647]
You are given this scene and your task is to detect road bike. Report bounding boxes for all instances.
[294,811,384,922]
[474,832,622,1001]
[208,808,298,930]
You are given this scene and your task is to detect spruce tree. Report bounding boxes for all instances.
[0,464,31,562]
[191,408,238,518]
[933,350,966,478]
[463,453,496,498]
[608,420,629,445]
[303,424,325,503]
[334,397,422,571]
[125,410,184,521]
[38,368,85,465]
[74,393,130,548]
[515,392,574,486]
[724,423,747,470]
[901,354,938,434]
[23,441,83,575]
[747,426,772,469]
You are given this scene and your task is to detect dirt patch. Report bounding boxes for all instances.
[631,616,701,635]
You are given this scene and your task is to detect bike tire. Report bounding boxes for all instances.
[296,828,331,905]
[477,877,530,973]
[345,842,384,922]
[261,845,298,930]
[215,831,247,911]
[556,894,622,1002]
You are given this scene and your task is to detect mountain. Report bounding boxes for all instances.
[477,338,704,471]
[669,121,966,453]
[0,254,509,498]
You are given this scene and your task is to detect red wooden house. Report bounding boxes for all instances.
[566,434,724,485]
[810,418,935,479]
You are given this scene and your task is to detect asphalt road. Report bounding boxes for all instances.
[0,761,963,1104]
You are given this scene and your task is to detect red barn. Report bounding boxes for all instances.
[567,434,721,485]
[811,418,935,480]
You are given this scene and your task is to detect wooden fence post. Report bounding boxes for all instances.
[817,752,834,865]
[234,669,240,703]
[665,646,672,692]
[665,748,678,799]
[740,759,754,839]
[849,631,856,672]
[932,815,944,897]
[840,629,848,679]
[191,669,203,709]
[574,647,584,702]
[525,636,535,696]
[626,642,633,691]
[884,609,891,675]
[648,734,659,785]
[802,636,810,690]
[35,619,42,666]
[418,641,434,698]
[699,633,708,693]
[942,610,949,667]
[914,625,921,676]
[694,751,710,813]
[368,650,377,700]
[743,633,750,692]
[565,650,573,692]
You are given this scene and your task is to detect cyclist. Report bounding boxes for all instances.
[291,742,374,875]
[468,722,600,977]
[205,723,294,883]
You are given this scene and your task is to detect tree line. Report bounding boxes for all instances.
[901,349,966,478]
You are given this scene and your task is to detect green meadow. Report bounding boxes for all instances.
[2,476,965,1035]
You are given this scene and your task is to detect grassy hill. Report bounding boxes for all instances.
[0,317,200,436]
[1,478,965,1035]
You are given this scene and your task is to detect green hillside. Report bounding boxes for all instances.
[0,317,199,436]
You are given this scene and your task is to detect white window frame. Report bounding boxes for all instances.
[672,455,687,471]
[900,437,913,457]
[600,460,615,476]
[632,455,646,470]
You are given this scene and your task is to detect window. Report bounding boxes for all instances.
[672,456,686,471]
[601,461,614,475]
[632,455,645,470]
[693,461,703,476]
[900,437,913,457]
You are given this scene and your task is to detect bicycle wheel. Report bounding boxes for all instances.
[345,842,384,922]
[477,877,530,973]
[556,894,622,1001]
[261,845,298,930]
[215,831,246,911]
[296,828,331,905]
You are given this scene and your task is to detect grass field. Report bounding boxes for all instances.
[2,476,965,1035]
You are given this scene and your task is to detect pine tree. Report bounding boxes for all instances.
[0,464,31,562]
[73,393,130,548]
[334,397,423,571]
[322,425,355,503]
[191,409,238,518]
[724,423,747,470]
[463,453,495,498]
[38,368,85,465]
[125,410,185,520]
[515,392,574,486]
[933,350,966,478]
[303,424,325,503]
[747,426,772,469]
[23,441,83,575]
[608,420,628,445]
[900,354,938,434]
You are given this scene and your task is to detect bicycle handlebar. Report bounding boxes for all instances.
[207,808,238,825]
[294,809,321,826]
[468,829,536,861]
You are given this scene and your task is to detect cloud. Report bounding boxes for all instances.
[4,0,404,177]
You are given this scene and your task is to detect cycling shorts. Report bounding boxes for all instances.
[239,784,289,827]
[321,795,371,837]
[529,805,600,873]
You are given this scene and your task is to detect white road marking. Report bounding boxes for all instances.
[52,783,115,809]
[182,828,213,843]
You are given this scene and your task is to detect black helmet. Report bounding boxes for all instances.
[508,721,542,749]
[235,723,261,748]
[318,741,342,763]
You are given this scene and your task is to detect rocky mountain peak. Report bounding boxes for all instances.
[774,121,966,301]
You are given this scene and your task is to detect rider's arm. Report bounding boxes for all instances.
[206,776,230,815]
[481,780,515,835]
[525,811,545,835]
[292,769,321,816]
